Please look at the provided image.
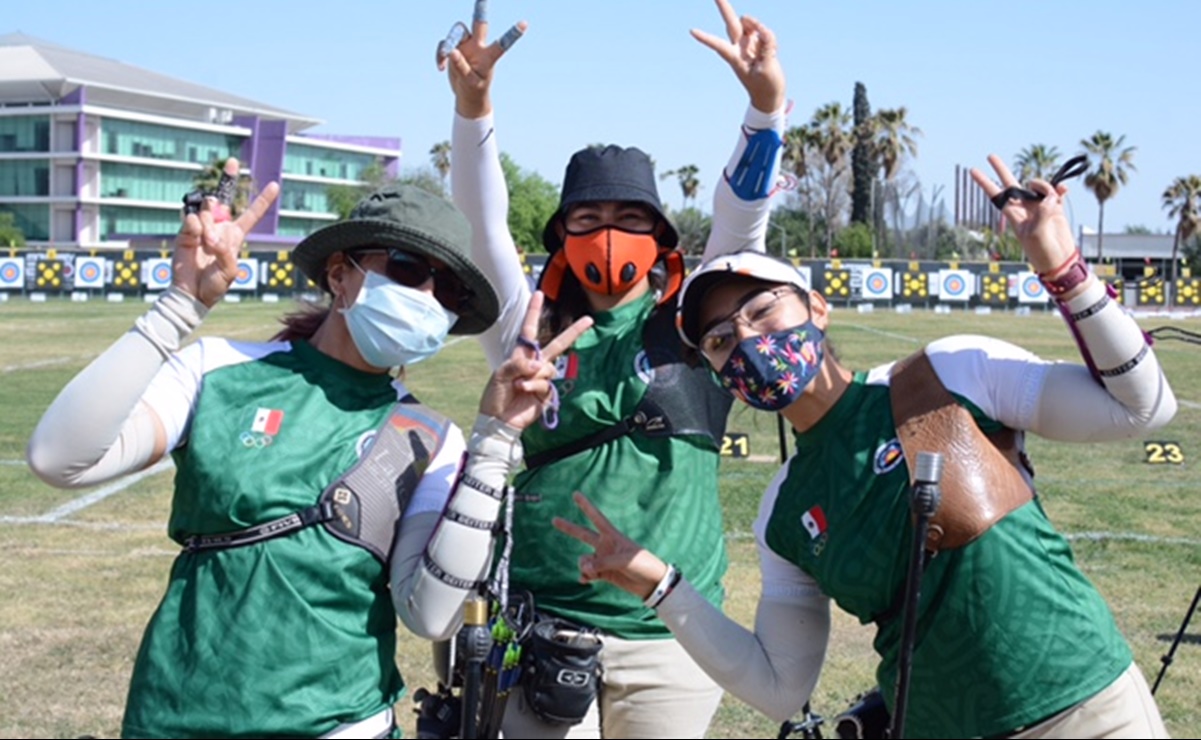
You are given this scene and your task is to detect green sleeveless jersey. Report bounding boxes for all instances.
[512,294,728,638]
[122,338,446,739]
[764,370,1131,738]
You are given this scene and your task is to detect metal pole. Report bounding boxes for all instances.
[1152,584,1201,695]
[890,452,943,740]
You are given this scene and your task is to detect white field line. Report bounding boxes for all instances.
[2,355,90,373]
[1,458,174,524]
[840,323,921,344]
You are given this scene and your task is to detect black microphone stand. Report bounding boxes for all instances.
[889,451,943,740]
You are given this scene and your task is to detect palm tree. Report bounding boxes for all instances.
[782,123,821,257]
[660,165,701,209]
[1080,131,1137,259]
[1013,144,1061,183]
[871,107,922,182]
[1162,174,1201,296]
[429,140,452,193]
[811,103,853,253]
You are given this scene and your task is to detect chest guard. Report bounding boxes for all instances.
[889,349,1034,552]
[320,398,451,562]
[182,396,451,564]
[524,304,731,470]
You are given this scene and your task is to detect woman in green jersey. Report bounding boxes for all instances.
[440,0,788,736]
[27,167,590,738]
[556,154,1177,739]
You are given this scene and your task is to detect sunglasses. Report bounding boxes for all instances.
[349,248,472,314]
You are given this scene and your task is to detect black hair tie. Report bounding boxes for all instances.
[990,154,1088,210]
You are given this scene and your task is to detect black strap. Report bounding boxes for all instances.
[990,154,1088,210]
[183,501,335,553]
[1148,326,1201,346]
[523,404,667,470]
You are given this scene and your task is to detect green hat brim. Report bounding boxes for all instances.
[293,218,499,336]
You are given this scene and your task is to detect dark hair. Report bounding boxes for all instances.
[272,300,330,342]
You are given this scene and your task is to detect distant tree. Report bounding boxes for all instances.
[671,206,712,255]
[661,165,702,210]
[868,108,921,256]
[811,102,853,253]
[870,107,921,182]
[1162,174,1201,288]
[429,140,452,191]
[400,167,446,197]
[1124,224,1154,235]
[500,152,559,254]
[327,160,394,219]
[850,82,873,226]
[1013,144,1061,183]
[0,211,26,247]
[1080,131,1137,259]
[1183,234,1201,266]
[769,205,818,259]
[979,225,1023,261]
[833,222,874,259]
[781,123,823,257]
[193,158,254,216]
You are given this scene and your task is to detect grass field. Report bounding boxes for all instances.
[1,295,1198,739]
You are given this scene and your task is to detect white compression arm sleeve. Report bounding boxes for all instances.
[451,113,530,369]
[26,286,207,488]
[392,414,523,641]
[1033,279,1177,441]
[656,578,830,723]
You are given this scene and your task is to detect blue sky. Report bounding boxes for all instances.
[9,1,1199,238]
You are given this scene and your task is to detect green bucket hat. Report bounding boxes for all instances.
[293,184,499,335]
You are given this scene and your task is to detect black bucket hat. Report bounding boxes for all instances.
[292,184,499,335]
[541,145,679,252]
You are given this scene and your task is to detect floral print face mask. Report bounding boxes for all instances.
[716,321,825,411]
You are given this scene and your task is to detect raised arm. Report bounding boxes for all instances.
[26,163,280,487]
[969,155,1176,440]
[692,0,788,261]
[442,1,531,368]
[392,292,592,638]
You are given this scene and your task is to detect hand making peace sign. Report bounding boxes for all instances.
[478,290,592,431]
[553,491,672,602]
[438,0,527,120]
[969,154,1079,276]
[173,157,280,308]
[691,0,787,115]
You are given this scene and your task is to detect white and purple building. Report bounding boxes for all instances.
[0,32,400,252]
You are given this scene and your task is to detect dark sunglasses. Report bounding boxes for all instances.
[350,247,472,313]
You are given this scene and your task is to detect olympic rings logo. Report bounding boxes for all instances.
[240,431,274,448]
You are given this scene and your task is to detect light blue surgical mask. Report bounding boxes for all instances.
[340,269,457,369]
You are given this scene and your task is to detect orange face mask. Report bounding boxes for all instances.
[562,227,659,296]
